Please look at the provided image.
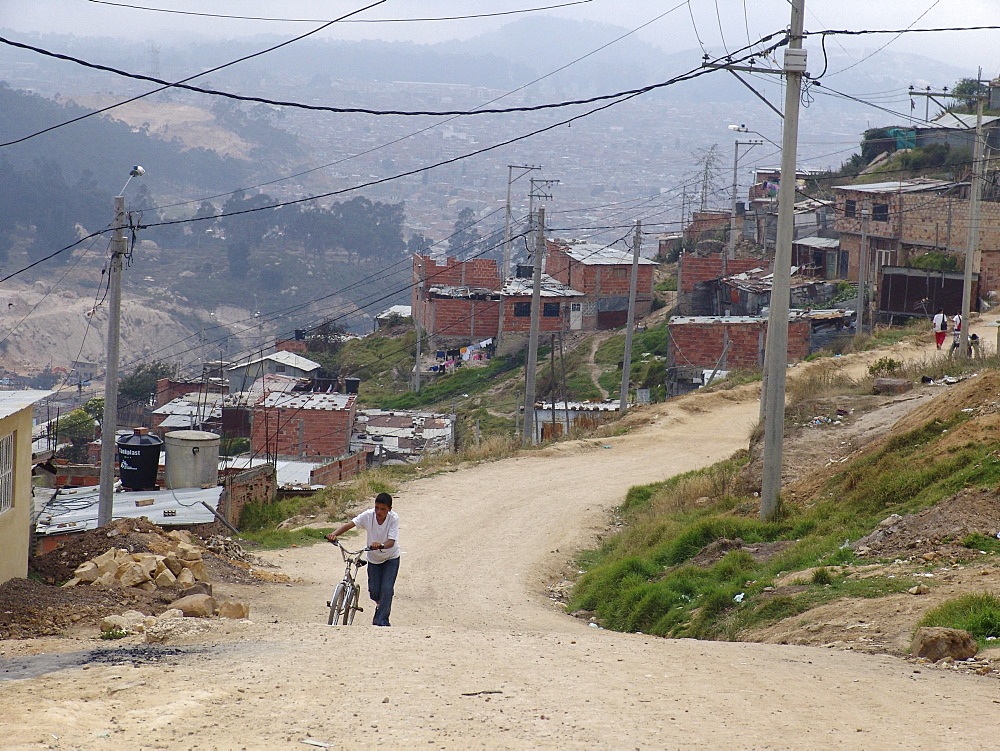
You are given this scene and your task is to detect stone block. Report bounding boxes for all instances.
[167,530,194,545]
[175,567,196,587]
[154,568,177,588]
[113,548,132,566]
[176,542,203,561]
[163,553,185,576]
[62,577,81,588]
[911,627,978,662]
[873,377,912,395]
[171,593,216,618]
[116,561,151,588]
[217,601,250,620]
[92,571,118,589]
[132,553,158,578]
[179,582,213,597]
[74,561,100,583]
[159,608,184,619]
[183,559,210,582]
[100,615,131,633]
[94,549,120,577]
[139,581,157,593]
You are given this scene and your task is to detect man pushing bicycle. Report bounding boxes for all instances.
[326,492,400,627]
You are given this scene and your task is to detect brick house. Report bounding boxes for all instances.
[498,275,584,334]
[833,179,1000,305]
[544,239,655,329]
[677,255,762,315]
[668,315,812,370]
[412,254,502,340]
[250,391,356,461]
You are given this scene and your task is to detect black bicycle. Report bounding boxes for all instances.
[327,540,371,625]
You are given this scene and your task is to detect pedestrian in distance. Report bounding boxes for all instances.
[326,492,400,627]
[949,311,963,357]
[932,308,948,349]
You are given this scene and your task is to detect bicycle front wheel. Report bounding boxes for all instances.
[328,583,346,625]
[344,585,360,625]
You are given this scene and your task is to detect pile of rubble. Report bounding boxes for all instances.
[64,534,210,592]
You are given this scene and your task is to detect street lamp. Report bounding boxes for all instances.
[98,166,145,527]
[726,126,763,261]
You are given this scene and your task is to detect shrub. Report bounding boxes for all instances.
[918,592,1000,644]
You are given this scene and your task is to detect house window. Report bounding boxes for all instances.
[543,302,561,317]
[513,302,531,317]
[613,267,628,278]
[0,432,13,515]
[872,203,890,222]
[275,365,286,373]
[571,303,582,312]
[844,199,856,219]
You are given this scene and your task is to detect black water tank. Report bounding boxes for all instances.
[117,427,163,490]
[344,377,360,395]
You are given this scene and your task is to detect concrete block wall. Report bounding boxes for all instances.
[668,319,811,369]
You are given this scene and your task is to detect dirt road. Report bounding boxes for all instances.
[5,338,1000,749]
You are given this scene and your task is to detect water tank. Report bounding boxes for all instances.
[117,427,163,491]
[344,377,360,395]
[164,430,221,489]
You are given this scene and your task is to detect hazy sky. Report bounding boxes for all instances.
[1,0,997,75]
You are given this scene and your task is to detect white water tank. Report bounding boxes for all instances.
[164,430,221,489]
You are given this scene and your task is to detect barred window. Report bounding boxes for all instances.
[0,432,14,515]
[543,302,561,317]
[513,302,531,317]
[844,199,856,219]
[872,203,890,222]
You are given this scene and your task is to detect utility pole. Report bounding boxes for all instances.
[528,178,559,259]
[728,135,763,261]
[619,221,642,413]
[758,0,807,521]
[413,318,421,392]
[503,165,540,278]
[857,201,870,333]
[522,207,545,446]
[98,167,143,526]
[909,85,988,356]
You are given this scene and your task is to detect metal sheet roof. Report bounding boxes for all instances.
[832,179,960,194]
[551,240,656,266]
[501,274,584,297]
[222,457,322,486]
[793,237,840,249]
[35,485,222,536]
[0,390,53,420]
[258,391,355,411]
[229,351,321,373]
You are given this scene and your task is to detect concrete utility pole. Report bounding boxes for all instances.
[528,178,558,260]
[413,318,421,392]
[619,221,642,413]
[759,0,807,521]
[522,207,545,446]
[727,133,763,261]
[98,166,145,525]
[857,201,870,333]
[503,165,540,278]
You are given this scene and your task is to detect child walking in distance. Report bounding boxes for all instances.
[327,493,400,627]
[932,308,948,349]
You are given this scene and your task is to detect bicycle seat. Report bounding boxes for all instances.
[358,560,367,567]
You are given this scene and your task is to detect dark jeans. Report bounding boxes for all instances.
[367,556,399,626]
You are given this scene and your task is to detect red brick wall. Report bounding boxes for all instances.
[422,298,501,338]
[501,297,567,333]
[668,319,811,369]
[413,254,501,289]
[54,464,102,487]
[275,339,308,354]
[678,256,762,294]
[250,403,356,460]
[155,378,224,408]
[220,463,276,527]
[310,451,366,485]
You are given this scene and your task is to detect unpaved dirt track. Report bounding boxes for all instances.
[5,352,1000,749]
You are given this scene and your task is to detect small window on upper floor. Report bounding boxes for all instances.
[844,199,856,219]
[0,432,14,515]
[873,203,890,222]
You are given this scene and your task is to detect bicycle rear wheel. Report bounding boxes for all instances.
[328,583,346,625]
[344,585,360,625]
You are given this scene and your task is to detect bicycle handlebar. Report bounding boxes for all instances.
[329,539,373,556]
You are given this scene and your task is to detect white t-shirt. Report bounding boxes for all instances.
[932,312,947,332]
[953,314,962,332]
[352,508,400,563]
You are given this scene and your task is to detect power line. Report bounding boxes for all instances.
[0,0,389,148]
[83,0,595,23]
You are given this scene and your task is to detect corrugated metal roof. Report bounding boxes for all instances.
[832,179,960,194]
[552,240,656,266]
[222,457,322,486]
[35,485,222,536]
[926,112,1000,130]
[258,391,355,411]
[0,390,53,419]
[793,237,840,249]
[376,305,412,318]
[500,274,584,298]
[229,351,321,373]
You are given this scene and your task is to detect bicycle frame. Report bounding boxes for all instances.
[327,540,372,626]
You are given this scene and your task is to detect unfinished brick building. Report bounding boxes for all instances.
[544,239,655,329]
[677,255,762,315]
[412,254,503,339]
[834,179,1000,304]
[250,391,356,461]
[668,315,811,370]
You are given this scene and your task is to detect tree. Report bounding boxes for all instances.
[949,78,988,113]
[227,240,251,280]
[119,361,176,407]
[407,232,432,255]
[82,397,104,425]
[448,207,481,257]
[55,409,97,463]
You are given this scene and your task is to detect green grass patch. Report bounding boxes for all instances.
[918,593,1000,645]
[569,406,1000,640]
[239,526,335,550]
[962,533,1000,554]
